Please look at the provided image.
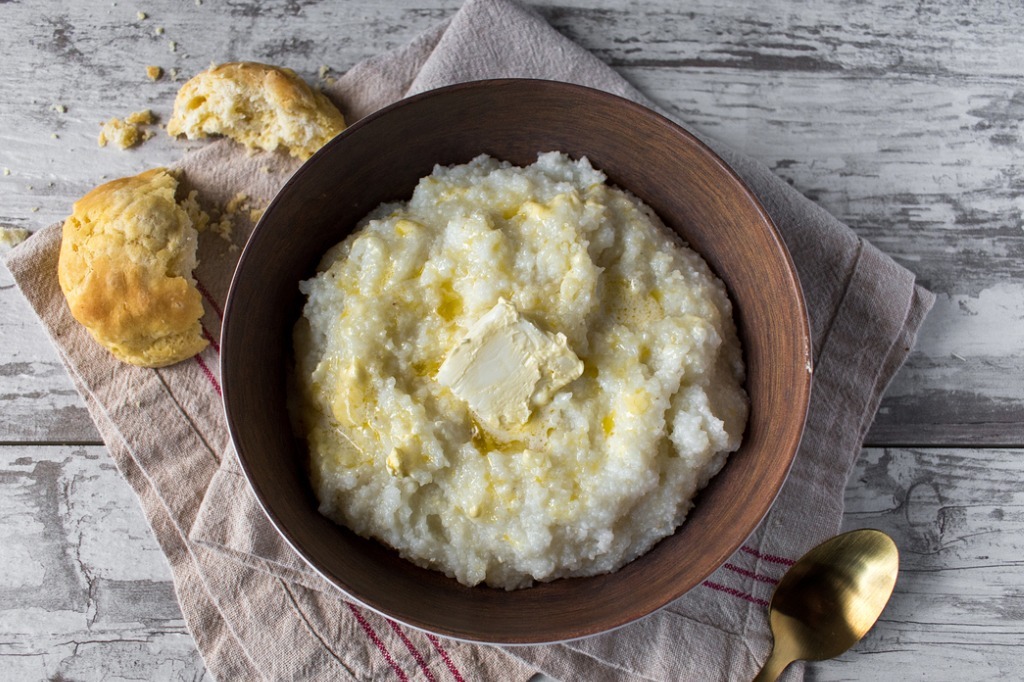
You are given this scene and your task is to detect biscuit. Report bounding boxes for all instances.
[58,168,209,367]
[166,62,346,160]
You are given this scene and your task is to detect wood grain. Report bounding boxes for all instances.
[0,445,209,681]
[824,447,1024,680]
[4,445,1020,680]
[2,0,1021,444]
[1,0,1021,678]
[0,263,98,443]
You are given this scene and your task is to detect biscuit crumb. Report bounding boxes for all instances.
[168,40,177,53]
[318,65,337,86]
[31,207,40,213]
[170,67,179,80]
[126,110,155,125]
[178,189,211,233]
[225,192,248,214]
[155,26,164,35]
[51,133,59,139]
[208,215,231,240]
[146,65,163,81]
[137,10,147,20]
[202,192,267,243]
[0,226,30,250]
[52,103,67,113]
[3,168,10,176]
[98,110,157,149]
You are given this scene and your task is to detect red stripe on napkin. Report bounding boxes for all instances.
[701,580,769,607]
[426,634,466,682]
[347,603,409,681]
[196,278,224,320]
[724,562,779,585]
[386,619,438,682]
[741,546,796,566]
[194,354,221,396]
[200,323,220,354]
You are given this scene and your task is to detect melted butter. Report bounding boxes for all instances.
[518,199,550,221]
[436,281,464,321]
[638,345,652,365]
[394,218,422,238]
[509,192,582,223]
[328,360,372,427]
[470,418,526,456]
[412,356,442,379]
[601,412,615,436]
[625,389,651,414]
[607,278,662,328]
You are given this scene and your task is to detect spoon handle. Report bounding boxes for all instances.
[751,647,794,682]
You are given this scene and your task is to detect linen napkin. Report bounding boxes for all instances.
[4,0,935,679]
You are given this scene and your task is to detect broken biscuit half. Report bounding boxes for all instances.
[58,168,210,367]
[167,61,346,160]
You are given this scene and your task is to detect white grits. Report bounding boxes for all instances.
[293,152,748,590]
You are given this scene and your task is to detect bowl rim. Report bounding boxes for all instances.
[221,77,813,644]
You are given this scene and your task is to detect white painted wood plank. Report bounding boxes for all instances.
[0,261,99,443]
[0,445,209,681]
[819,446,1024,680]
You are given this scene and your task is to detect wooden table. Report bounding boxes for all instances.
[2,1,1020,679]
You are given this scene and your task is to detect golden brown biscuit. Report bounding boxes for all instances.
[166,62,346,160]
[58,168,209,367]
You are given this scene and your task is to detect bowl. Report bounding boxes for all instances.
[221,79,811,644]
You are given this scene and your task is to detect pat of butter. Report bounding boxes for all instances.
[436,298,583,428]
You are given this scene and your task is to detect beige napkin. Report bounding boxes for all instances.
[4,0,934,680]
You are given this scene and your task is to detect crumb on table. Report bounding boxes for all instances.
[97,110,157,149]
[0,226,30,249]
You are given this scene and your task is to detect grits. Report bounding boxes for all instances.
[293,152,748,590]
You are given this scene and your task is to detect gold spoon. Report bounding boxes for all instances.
[753,529,899,681]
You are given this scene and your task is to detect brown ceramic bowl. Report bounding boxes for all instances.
[222,79,811,644]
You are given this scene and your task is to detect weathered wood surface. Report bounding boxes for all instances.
[1,0,1022,679]
[3,445,1020,680]
[2,0,1022,446]
[0,446,210,681]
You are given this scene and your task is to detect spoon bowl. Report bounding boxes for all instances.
[754,529,899,681]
